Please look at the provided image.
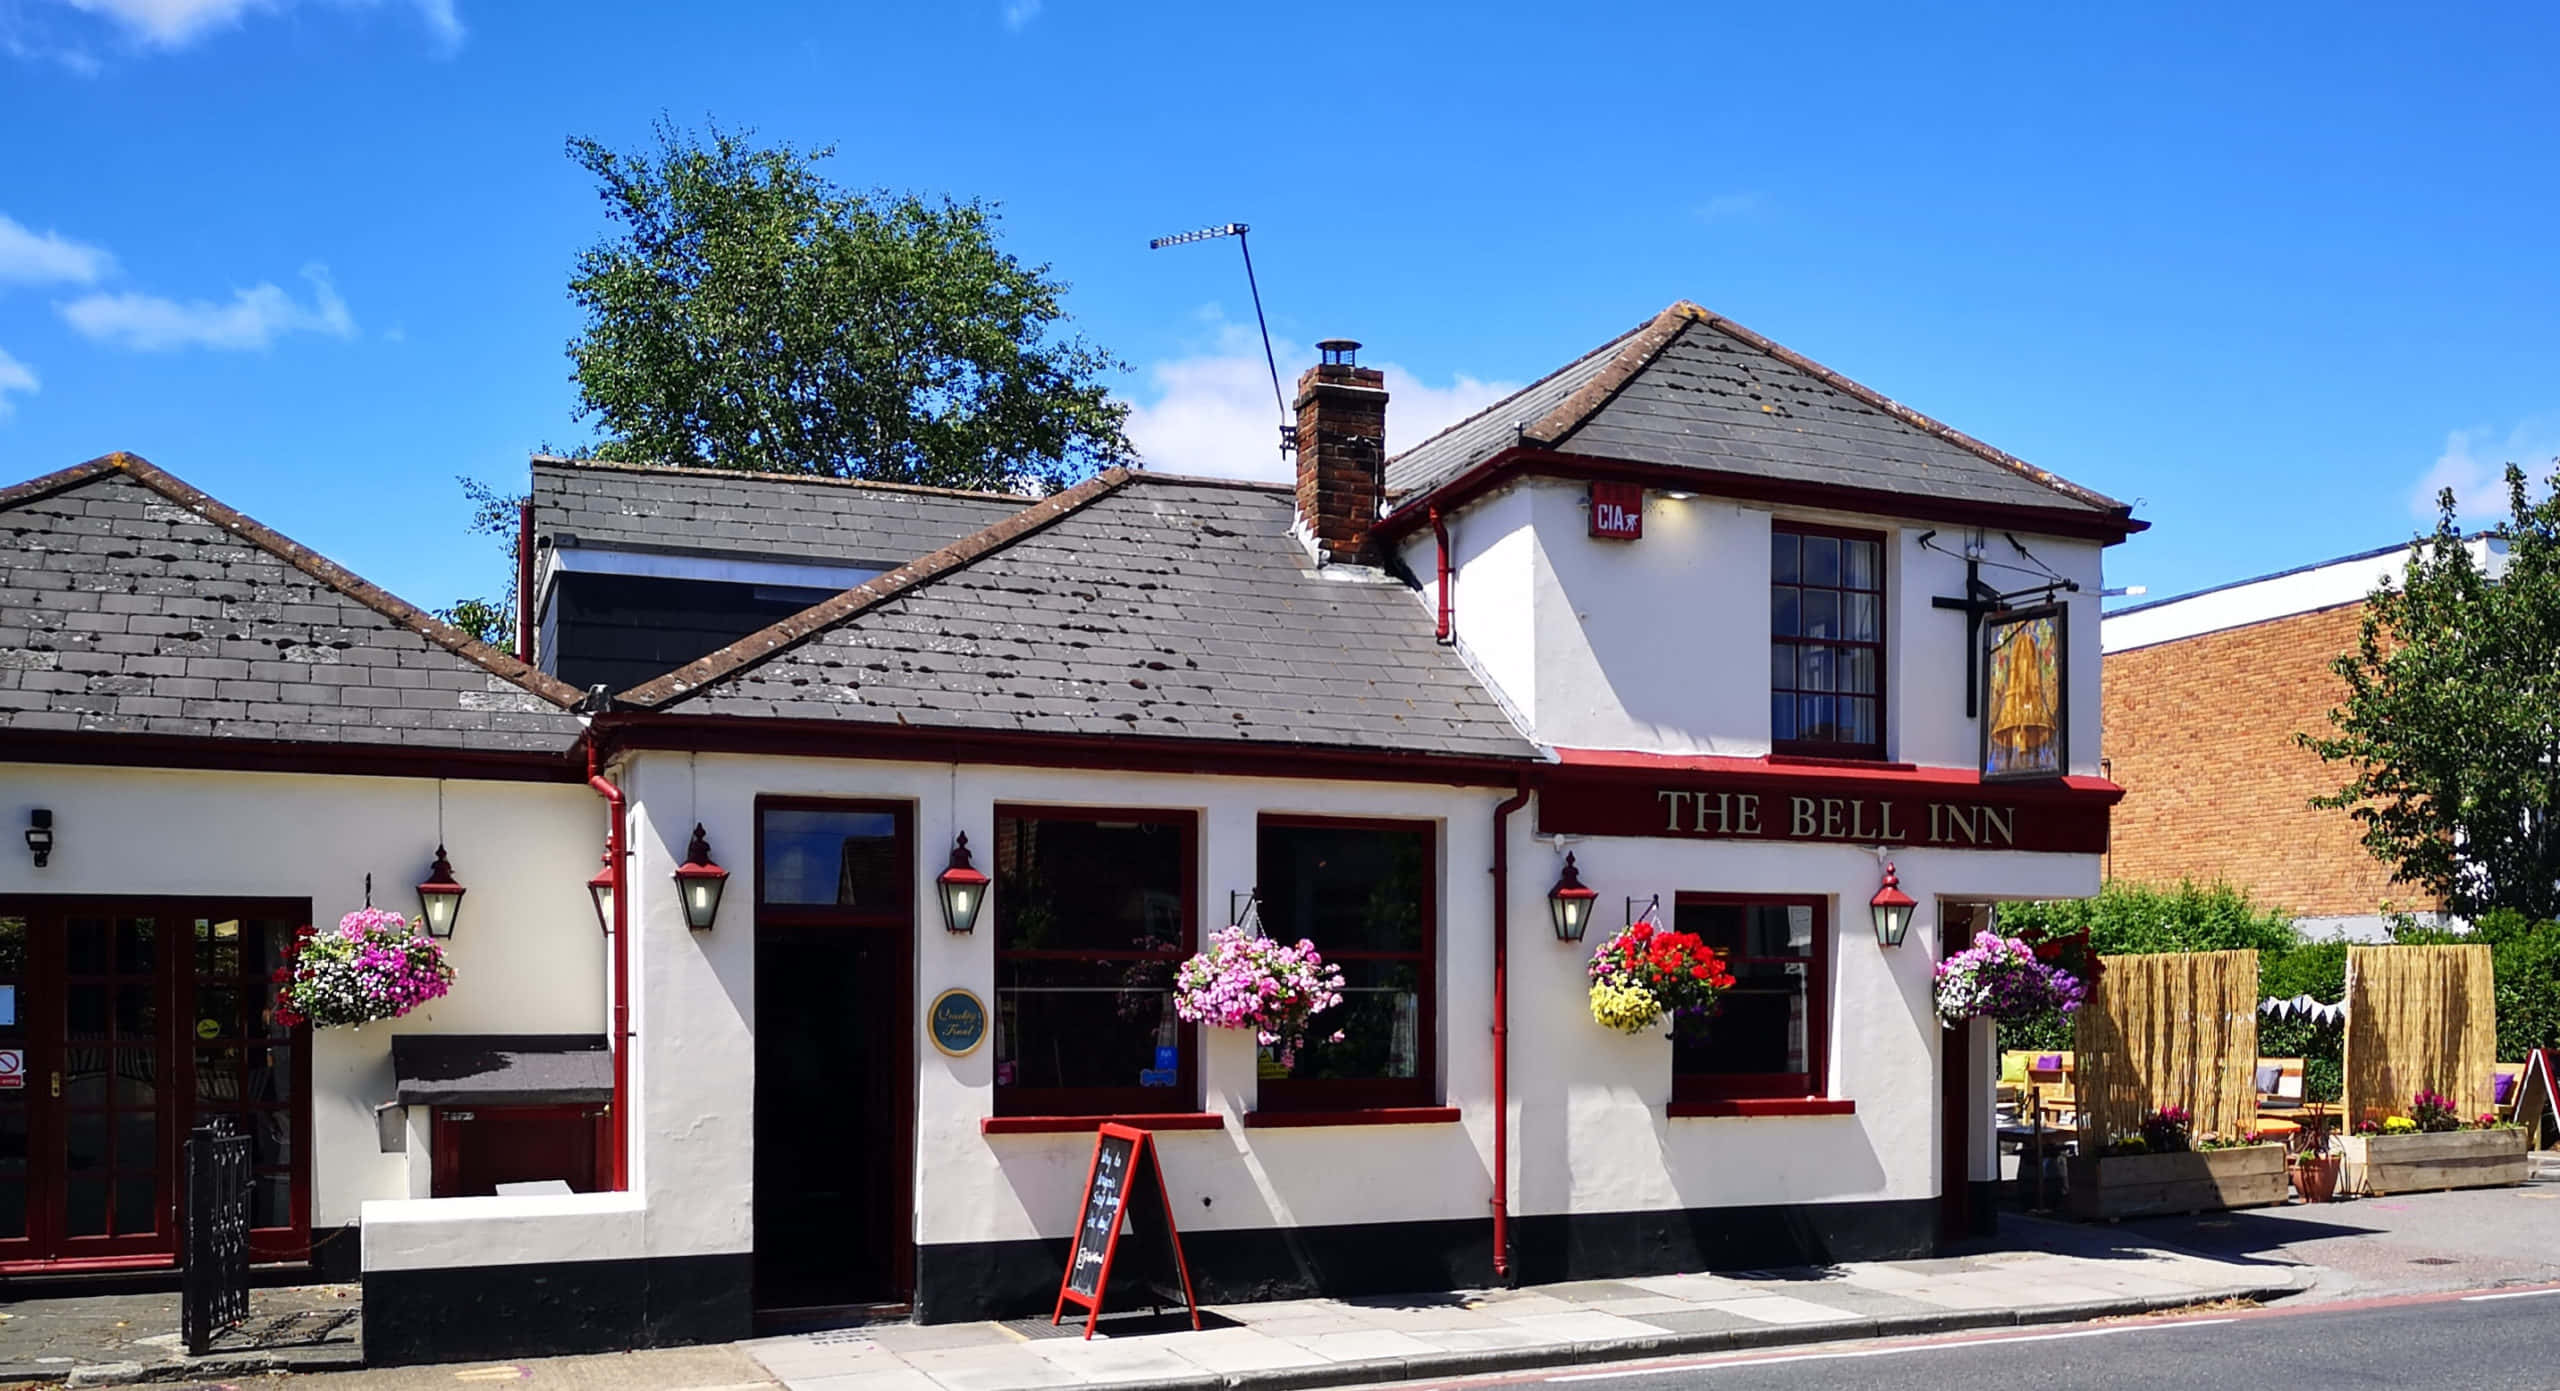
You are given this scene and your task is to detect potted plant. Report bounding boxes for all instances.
[2339,1090,2529,1195]
[2291,1111,2341,1203]
[272,907,455,1029]
[1933,930,2087,1025]
[1172,926,1347,1067]
[1585,919,1733,1035]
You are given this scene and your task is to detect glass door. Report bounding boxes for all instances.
[52,910,179,1262]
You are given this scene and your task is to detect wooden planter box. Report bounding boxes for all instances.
[2340,1128,2529,1195]
[2066,1143,2288,1220]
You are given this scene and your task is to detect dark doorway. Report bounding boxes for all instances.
[753,799,915,1313]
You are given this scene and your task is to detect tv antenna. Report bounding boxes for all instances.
[1148,222,1293,460]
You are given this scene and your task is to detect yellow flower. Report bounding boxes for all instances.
[2382,1115,2418,1134]
[1590,979,1664,1035]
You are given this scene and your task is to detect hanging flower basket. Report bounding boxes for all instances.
[1172,926,1347,1068]
[273,907,455,1029]
[1586,920,1734,1036]
[1933,929,2085,1026]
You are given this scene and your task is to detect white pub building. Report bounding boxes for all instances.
[0,302,2138,1364]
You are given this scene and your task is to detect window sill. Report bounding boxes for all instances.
[979,1113,1225,1136]
[1668,1098,1855,1119]
[1242,1106,1464,1129]
[1765,753,1914,772]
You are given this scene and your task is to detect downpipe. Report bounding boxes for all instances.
[1490,773,1533,1283]
[587,741,632,1192]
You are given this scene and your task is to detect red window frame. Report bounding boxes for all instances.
[1771,520,1889,761]
[1251,815,1437,1114]
[753,795,915,926]
[990,805,1198,1118]
[1669,893,1830,1104]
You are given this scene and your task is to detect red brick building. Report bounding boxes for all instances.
[2099,541,2500,937]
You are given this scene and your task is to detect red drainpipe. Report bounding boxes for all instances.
[1431,506,1454,644]
[1489,772,1533,1283]
[586,740,631,1191]
[515,499,536,663]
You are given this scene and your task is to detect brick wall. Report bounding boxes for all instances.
[2102,601,2439,916]
[1294,360,1388,565]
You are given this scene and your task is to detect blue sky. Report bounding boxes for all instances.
[4,2,2557,617]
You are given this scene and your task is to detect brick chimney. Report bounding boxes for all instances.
[1294,338,1388,566]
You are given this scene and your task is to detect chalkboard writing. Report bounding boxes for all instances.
[1051,1123,1200,1339]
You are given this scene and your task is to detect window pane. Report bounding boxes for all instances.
[115,919,155,975]
[68,920,107,975]
[1271,958,1420,1082]
[68,1112,107,1170]
[1802,535,1841,587]
[1258,823,1428,954]
[1844,593,1879,642]
[1682,902,1813,959]
[1770,532,1800,584]
[1842,696,1877,746]
[1800,590,1839,640]
[0,916,25,975]
[1673,959,1810,1077]
[760,808,903,908]
[116,1176,157,1235]
[1799,645,1834,693]
[0,1181,21,1240]
[114,1049,157,1105]
[195,919,240,978]
[1843,539,1880,590]
[1770,693,1795,741]
[1797,695,1835,741]
[1840,646,1875,695]
[66,1178,107,1237]
[0,1105,24,1175]
[254,1174,291,1230]
[1770,587,1799,637]
[995,817,1188,954]
[1771,644,1796,692]
[993,957,1178,1092]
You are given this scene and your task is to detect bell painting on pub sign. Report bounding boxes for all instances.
[1982,604,2067,782]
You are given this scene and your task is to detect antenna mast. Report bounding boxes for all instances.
[1147,222,1293,461]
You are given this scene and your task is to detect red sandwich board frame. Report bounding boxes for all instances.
[1051,1122,1202,1339]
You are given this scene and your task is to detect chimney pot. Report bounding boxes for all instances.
[1317,339,1361,366]
[1294,338,1389,567]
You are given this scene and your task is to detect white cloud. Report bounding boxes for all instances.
[1697,191,1768,224]
[59,263,356,351]
[42,0,460,51]
[1123,317,1520,484]
[2411,417,2560,523]
[1001,0,1041,30]
[0,347,37,419]
[0,213,115,286]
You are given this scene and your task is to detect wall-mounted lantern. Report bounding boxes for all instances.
[937,832,989,934]
[1870,862,1916,948]
[415,845,466,939]
[671,824,730,932]
[586,845,619,936]
[25,809,53,869]
[1548,853,1598,942]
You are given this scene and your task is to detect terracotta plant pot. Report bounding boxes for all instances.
[2291,1153,2342,1203]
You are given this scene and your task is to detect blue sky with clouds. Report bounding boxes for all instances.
[3,1,2557,615]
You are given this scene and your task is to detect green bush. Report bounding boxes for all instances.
[2388,909,2560,1060]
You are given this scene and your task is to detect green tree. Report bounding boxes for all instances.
[2301,462,2560,920]
[436,476,526,648]
[564,119,1132,491]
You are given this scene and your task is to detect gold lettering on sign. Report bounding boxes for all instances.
[1657,790,1693,832]
[1821,798,1847,839]
[1641,790,2022,847]
[1980,806,2016,846]
[1737,794,1762,835]
[1791,797,1818,837]
[1879,801,1908,842]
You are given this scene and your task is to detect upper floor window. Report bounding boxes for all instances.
[1253,818,1435,1112]
[1771,523,1885,759]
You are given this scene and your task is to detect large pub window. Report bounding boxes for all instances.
[1671,895,1828,1102]
[1771,522,1886,759]
[1253,817,1435,1112]
[991,807,1197,1117]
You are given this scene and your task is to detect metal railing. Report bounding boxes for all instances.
[182,1116,252,1356]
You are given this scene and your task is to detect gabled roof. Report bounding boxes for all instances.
[617,470,1540,763]
[1383,302,2140,538]
[0,453,586,757]
[531,456,1028,568]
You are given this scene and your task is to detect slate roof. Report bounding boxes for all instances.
[621,470,1540,762]
[1384,302,2137,529]
[0,454,586,756]
[532,457,1027,568]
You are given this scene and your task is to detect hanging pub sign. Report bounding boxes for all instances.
[1588,482,1644,540]
[1982,604,2067,783]
[1052,1123,1201,1339]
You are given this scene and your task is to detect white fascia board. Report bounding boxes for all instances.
[539,544,882,597]
[2103,537,2507,654]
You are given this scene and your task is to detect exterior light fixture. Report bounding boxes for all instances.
[671,824,730,931]
[1548,853,1599,942]
[1663,490,1696,501]
[937,832,990,934]
[25,809,53,869]
[1870,862,1917,948]
[415,845,466,939]
[586,845,619,936]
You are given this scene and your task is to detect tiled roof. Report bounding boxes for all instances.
[1385,302,2136,526]
[531,457,1027,567]
[0,454,585,755]
[624,471,1540,762]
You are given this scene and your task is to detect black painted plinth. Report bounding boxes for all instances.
[362,1252,751,1366]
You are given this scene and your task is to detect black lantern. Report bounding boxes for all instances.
[1870,862,1916,947]
[1547,853,1598,942]
[587,845,618,936]
[415,845,465,939]
[937,832,990,934]
[672,824,730,931]
[25,809,53,869]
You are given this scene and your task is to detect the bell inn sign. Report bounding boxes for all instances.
[1537,766,2116,855]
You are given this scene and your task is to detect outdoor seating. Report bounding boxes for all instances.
[2492,1061,2525,1120]
[2255,1056,2307,1110]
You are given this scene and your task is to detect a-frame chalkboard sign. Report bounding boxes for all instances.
[1051,1123,1201,1339]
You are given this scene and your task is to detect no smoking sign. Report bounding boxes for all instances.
[0,1049,21,1091]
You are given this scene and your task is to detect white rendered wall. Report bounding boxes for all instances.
[0,763,604,1232]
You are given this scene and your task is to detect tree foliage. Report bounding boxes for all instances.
[564,119,1131,491]
[436,475,524,647]
[2301,463,2560,920]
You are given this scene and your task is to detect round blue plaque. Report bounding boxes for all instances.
[929,987,988,1058]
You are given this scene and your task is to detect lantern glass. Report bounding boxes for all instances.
[588,847,618,935]
[936,831,990,934]
[1868,862,1917,948]
[418,887,463,939]
[678,875,725,930]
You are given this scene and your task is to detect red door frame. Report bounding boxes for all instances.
[0,896,313,1274]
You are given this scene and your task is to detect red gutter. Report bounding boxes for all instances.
[1431,506,1454,643]
[586,741,631,1191]
[514,500,535,663]
[1488,773,1533,1283]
